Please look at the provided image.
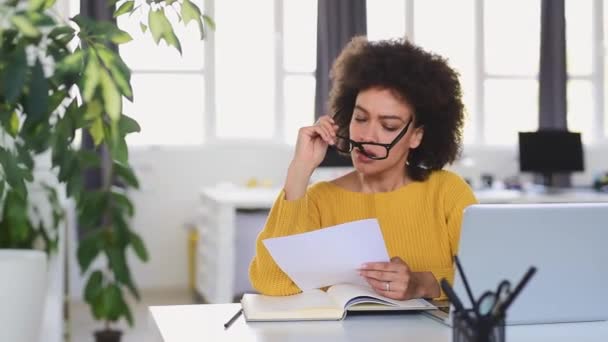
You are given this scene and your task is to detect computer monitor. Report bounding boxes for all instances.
[518,130,584,187]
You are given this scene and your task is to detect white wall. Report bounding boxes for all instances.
[125,142,294,290]
[122,142,608,291]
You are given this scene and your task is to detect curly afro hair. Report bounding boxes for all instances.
[328,36,465,181]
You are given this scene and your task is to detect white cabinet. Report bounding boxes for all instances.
[195,187,279,303]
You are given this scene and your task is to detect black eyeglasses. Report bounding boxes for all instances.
[333,118,413,160]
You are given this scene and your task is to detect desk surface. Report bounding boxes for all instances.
[150,303,608,342]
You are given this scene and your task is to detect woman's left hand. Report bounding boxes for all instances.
[359,256,422,300]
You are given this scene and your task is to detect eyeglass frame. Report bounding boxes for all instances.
[333,116,414,160]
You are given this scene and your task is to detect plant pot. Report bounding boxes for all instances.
[94,329,123,342]
[0,249,47,342]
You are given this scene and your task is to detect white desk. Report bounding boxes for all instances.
[195,186,608,303]
[149,303,608,342]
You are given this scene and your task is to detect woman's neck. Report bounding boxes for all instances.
[355,165,411,193]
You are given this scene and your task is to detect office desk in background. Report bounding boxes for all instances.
[195,186,608,303]
[149,303,608,342]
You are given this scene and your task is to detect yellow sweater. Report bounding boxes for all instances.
[249,170,477,299]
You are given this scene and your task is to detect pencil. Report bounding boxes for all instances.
[223,308,243,329]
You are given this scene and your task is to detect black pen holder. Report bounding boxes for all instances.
[452,309,505,342]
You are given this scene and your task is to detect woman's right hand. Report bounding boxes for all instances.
[291,115,339,173]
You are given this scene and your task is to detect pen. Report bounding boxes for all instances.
[454,255,476,309]
[497,266,537,316]
[440,278,466,313]
[223,308,243,329]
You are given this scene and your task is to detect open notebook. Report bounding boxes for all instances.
[241,283,436,321]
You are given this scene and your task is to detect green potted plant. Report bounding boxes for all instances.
[0,1,213,341]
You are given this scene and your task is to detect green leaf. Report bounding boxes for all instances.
[139,22,147,33]
[28,0,47,11]
[107,247,130,285]
[26,59,49,120]
[64,99,86,129]
[49,26,74,38]
[202,14,216,31]
[84,270,104,303]
[43,0,57,10]
[123,303,134,326]
[163,26,181,54]
[149,8,182,53]
[148,9,165,45]
[97,22,133,44]
[15,143,34,170]
[48,89,69,114]
[0,148,27,198]
[111,136,128,164]
[26,12,55,26]
[114,0,135,17]
[4,191,31,243]
[181,0,201,26]
[103,284,124,322]
[99,69,122,121]
[77,231,101,272]
[83,99,103,121]
[130,231,149,262]
[111,192,134,217]
[57,149,77,182]
[119,114,140,135]
[55,49,85,80]
[82,52,100,102]
[89,117,105,146]
[181,0,205,39]
[8,111,20,137]
[65,173,83,200]
[91,286,106,320]
[109,30,133,44]
[114,162,139,189]
[11,15,40,38]
[96,45,133,101]
[2,46,27,103]
[78,150,101,169]
[49,26,75,39]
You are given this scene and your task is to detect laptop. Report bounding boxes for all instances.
[425,203,608,325]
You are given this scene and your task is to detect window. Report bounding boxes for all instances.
[413,0,476,144]
[282,0,318,145]
[483,0,540,145]
[366,0,545,146]
[69,0,206,146]
[70,0,316,146]
[118,3,206,146]
[566,0,594,143]
[366,0,406,41]
[214,0,275,140]
[213,0,317,143]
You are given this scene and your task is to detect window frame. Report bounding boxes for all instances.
[204,0,316,145]
[398,0,608,146]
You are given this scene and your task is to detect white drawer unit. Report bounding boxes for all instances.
[195,186,279,303]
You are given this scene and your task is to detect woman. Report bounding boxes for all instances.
[249,37,477,300]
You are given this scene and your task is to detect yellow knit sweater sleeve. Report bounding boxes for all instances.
[429,173,478,297]
[249,187,321,296]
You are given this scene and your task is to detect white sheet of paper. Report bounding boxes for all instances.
[262,218,390,290]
